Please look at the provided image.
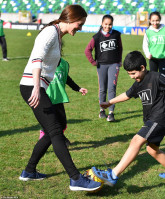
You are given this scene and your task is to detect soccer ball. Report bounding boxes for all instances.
[84,169,104,184]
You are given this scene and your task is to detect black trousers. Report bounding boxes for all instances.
[0,36,7,58]
[20,85,79,179]
[149,58,165,74]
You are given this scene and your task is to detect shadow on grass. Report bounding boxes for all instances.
[70,133,134,151]
[67,118,92,124]
[114,114,142,122]
[7,56,29,60]
[127,183,165,194]
[113,109,143,122]
[0,119,90,137]
[118,110,142,115]
[0,124,40,137]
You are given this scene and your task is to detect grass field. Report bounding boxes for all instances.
[0,29,165,199]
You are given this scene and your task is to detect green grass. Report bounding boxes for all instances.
[0,29,165,199]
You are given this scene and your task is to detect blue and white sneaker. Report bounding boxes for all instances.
[70,174,102,191]
[92,167,118,186]
[159,173,165,178]
[19,170,46,181]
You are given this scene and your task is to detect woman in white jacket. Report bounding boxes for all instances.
[143,11,165,74]
[19,5,102,192]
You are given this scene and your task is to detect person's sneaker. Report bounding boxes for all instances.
[19,170,46,181]
[99,110,106,118]
[159,173,165,178]
[39,130,45,139]
[70,174,102,191]
[2,58,9,61]
[92,167,118,186]
[107,113,115,122]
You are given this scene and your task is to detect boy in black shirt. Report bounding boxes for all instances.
[92,51,165,185]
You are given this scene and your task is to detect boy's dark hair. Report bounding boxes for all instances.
[123,51,147,71]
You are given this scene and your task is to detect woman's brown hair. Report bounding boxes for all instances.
[41,5,87,32]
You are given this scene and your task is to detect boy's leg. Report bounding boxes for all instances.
[147,143,165,167]
[113,134,147,176]
[92,134,147,186]
[114,121,165,175]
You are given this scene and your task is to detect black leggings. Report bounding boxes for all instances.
[149,58,165,74]
[20,85,80,179]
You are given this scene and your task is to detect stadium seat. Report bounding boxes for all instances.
[0,0,164,15]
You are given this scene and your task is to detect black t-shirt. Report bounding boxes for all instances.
[126,71,165,126]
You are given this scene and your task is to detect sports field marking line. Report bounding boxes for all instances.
[0,56,29,60]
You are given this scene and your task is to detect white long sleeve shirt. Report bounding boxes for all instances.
[20,25,61,90]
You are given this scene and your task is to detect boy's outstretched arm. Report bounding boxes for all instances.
[100,92,130,109]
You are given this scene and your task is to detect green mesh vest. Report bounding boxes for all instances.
[0,20,4,36]
[146,26,165,59]
[46,58,69,104]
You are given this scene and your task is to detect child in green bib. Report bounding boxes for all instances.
[143,11,165,73]
[39,58,87,146]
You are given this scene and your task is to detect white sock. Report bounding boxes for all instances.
[111,170,118,179]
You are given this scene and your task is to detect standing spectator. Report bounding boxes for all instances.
[143,11,165,73]
[85,15,123,122]
[0,12,9,61]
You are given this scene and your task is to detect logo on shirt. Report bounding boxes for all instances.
[50,71,64,85]
[151,35,165,44]
[138,89,152,105]
[100,39,116,52]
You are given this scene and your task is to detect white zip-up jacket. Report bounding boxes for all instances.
[20,25,61,90]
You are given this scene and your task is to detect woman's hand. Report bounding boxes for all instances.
[28,86,40,108]
[29,68,41,108]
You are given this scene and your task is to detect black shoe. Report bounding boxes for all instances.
[99,110,106,118]
[107,113,115,122]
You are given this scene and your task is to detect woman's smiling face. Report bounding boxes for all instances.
[68,17,86,36]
